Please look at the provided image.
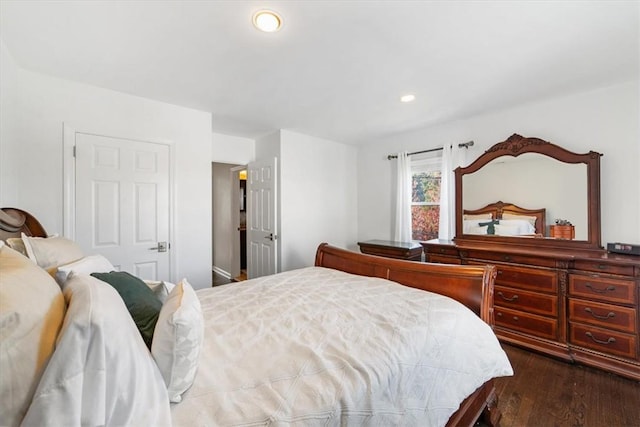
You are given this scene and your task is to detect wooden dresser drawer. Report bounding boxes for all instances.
[570,322,637,359]
[425,245,459,257]
[495,307,558,340]
[569,299,637,334]
[573,260,635,277]
[426,254,461,265]
[465,249,557,268]
[495,285,558,316]
[495,264,558,293]
[569,275,636,305]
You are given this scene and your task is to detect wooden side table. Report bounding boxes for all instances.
[357,240,423,261]
[550,224,575,239]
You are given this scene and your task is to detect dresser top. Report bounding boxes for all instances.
[420,239,640,266]
[358,240,422,250]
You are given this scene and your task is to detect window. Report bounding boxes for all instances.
[411,158,441,241]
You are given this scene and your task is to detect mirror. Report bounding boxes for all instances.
[454,134,603,250]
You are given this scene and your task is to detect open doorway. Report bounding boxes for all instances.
[237,167,247,281]
[211,162,248,285]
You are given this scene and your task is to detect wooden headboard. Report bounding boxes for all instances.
[464,201,546,235]
[0,208,47,241]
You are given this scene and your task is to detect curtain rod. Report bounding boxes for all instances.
[387,140,474,160]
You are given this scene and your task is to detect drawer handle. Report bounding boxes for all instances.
[512,316,519,321]
[585,332,616,346]
[585,283,616,294]
[597,264,607,270]
[439,248,445,253]
[497,291,519,302]
[503,255,511,261]
[584,307,616,320]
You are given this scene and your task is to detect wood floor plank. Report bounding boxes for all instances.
[489,344,640,427]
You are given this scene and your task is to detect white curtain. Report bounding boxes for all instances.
[393,151,412,242]
[438,144,466,240]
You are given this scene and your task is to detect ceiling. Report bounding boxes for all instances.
[1,1,638,145]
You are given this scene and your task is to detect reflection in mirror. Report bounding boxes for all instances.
[455,134,603,250]
[463,153,588,240]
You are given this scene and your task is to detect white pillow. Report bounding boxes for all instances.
[498,219,536,235]
[501,213,537,228]
[494,224,523,236]
[463,219,493,234]
[22,273,171,426]
[152,278,204,403]
[466,225,488,235]
[5,237,27,256]
[0,242,66,427]
[55,254,115,286]
[144,280,176,303]
[463,219,478,233]
[21,233,84,270]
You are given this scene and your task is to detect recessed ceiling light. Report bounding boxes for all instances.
[400,94,416,103]
[253,10,282,33]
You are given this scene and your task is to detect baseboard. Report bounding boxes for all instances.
[212,266,231,279]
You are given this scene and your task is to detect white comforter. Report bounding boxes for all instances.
[171,267,513,427]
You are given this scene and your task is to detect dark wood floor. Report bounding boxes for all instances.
[491,344,640,427]
[212,271,232,286]
[212,270,246,287]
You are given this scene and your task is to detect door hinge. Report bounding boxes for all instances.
[72,146,76,157]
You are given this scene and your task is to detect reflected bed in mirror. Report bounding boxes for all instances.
[455,134,603,250]
[463,201,545,237]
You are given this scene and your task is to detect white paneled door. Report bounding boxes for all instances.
[74,133,170,280]
[247,157,278,279]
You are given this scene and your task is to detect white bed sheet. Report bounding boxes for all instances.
[171,267,513,427]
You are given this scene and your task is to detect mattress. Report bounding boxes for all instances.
[171,266,513,427]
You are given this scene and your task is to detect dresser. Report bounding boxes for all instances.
[431,133,640,381]
[422,240,640,380]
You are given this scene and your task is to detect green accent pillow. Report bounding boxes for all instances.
[479,219,500,235]
[91,271,162,349]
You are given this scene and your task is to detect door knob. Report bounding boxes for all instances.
[149,241,168,252]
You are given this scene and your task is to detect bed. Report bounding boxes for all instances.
[463,201,546,237]
[0,208,513,427]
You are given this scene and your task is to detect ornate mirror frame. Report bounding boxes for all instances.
[454,134,603,251]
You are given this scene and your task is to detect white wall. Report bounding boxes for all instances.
[212,132,255,164]
[0,40,25,205]
[251,130,358,272]
[358,80,640,246]
[0,41,213,288]
[279,130,358,270]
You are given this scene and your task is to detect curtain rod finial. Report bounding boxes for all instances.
[461,140,474,149]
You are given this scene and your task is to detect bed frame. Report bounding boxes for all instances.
[315,243,502,427]
[2,208,503,427]
[464,200,546,235]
